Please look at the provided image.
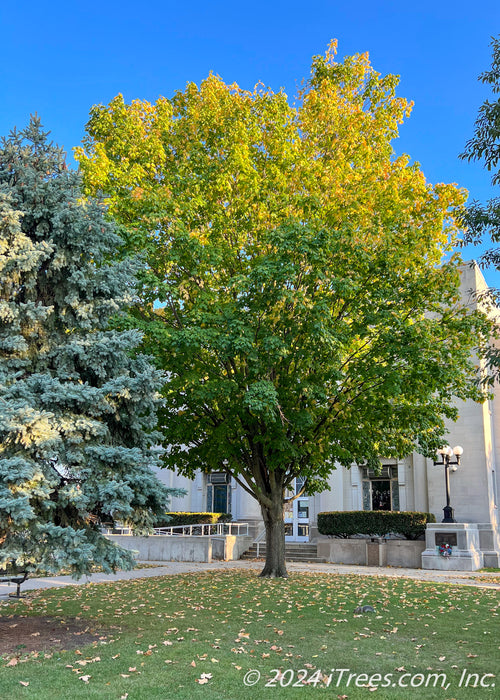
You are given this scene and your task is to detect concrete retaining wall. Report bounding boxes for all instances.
[220,535,254,560]
[106,534,253,563]
[317,538,366,565]
[317,538,425,568]
[385,539,426,567]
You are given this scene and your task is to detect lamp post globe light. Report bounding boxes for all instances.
[433,445,463,523]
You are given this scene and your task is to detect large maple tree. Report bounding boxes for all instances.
[76,43,489,577]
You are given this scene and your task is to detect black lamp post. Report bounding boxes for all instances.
[433,445,463,523]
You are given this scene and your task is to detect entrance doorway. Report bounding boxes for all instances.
[206,472,231,514]
[361,465,399,511]
[284,477,310,542]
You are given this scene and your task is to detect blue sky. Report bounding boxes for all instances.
[2,1,499,284]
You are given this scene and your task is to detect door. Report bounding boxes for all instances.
[284,477,310,542]
[371,480,391,510]
[213,484,228,513]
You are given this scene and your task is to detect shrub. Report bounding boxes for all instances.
[154,512,232,527]
[317,511,436,540]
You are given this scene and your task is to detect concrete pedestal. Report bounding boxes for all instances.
[421,523,483,571]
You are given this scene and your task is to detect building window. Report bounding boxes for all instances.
[362,466,399,511]
[206,472,231,514]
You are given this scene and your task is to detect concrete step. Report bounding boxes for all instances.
[240,554,328,563]
[241,543,326,563]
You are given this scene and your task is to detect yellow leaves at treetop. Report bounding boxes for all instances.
[297,44,463,263]
[76,94,172,225]
[164,74,298,251]
[76,42,465,270]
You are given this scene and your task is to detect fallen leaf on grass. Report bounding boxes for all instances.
[195,673,213,685]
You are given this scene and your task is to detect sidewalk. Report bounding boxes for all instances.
[1,559,499,599]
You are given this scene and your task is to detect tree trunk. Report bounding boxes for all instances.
[259,497,288,578]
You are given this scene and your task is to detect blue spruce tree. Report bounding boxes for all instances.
[0,117,183,577]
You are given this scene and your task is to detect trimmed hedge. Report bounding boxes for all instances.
[154,512,232,527]
[317,511,436,540]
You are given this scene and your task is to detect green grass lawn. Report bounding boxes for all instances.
[0,568,498,699]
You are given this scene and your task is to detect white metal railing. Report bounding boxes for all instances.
[254,527,266,557]
[103,522,249,537]
[154,522,249,537]
[102,525,132,535]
